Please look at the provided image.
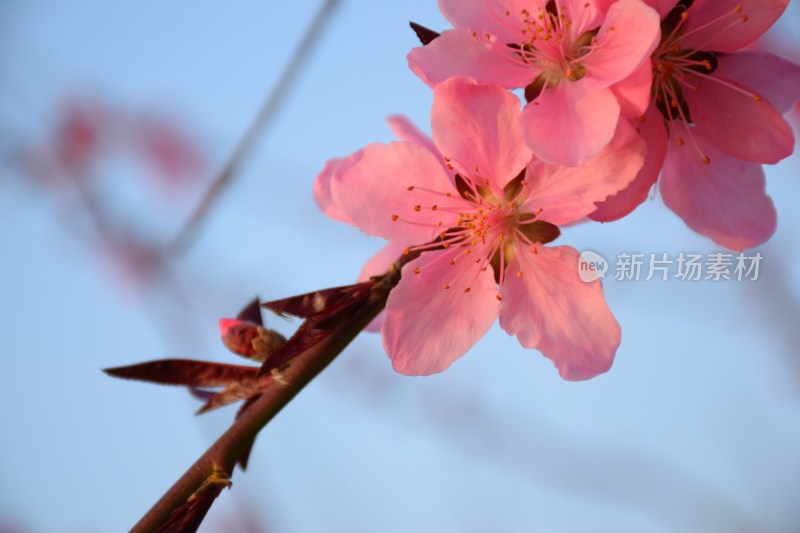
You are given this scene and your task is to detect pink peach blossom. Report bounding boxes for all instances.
[407,0,660,165]
[592,0,800,251]
[317,78,646,380]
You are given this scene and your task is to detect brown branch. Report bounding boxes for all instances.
[167,0,343,256]
[130,267,396,532]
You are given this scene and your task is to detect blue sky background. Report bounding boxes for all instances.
[1,1,799,531]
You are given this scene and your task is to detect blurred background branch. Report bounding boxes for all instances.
[168,0,343,256]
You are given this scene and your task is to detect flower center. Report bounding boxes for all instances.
[482,1,599,101]
[391,168,560,298]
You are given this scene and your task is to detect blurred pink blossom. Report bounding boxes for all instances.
[16,96,205,194]
[10,94,208,290]
[130,115,205,191]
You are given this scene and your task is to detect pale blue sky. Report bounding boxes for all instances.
[1,1,799,532]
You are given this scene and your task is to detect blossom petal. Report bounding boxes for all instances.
[358,242,408,333]
[596,0,677,17]
[680,0,789,53]
[407,29,535,89]
[365,313,385,334]
[560,0,603,33]
[713,51,800,114]
[523,118,646,225]
[660,126,776,251]
[590,107,667,221]
[331,141,463,244]
[386,114,458,187]
[386,114,438,157]
[313,154,359,224]
[643,0,680,17]
[685,72,795,164]
[439,0,545,42]
[358,242,407,283]
[432,77,531,187]
[612,59,655,118]
[499,245,620,381]
[383,248,499,375]
[522,82,620,165]
[582,0,661,90]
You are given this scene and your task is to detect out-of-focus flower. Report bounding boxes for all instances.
[316,77,646,380]
[10,95,210,288]
[131,115,205,191]
[407,0,660,166]
[55,100,106,173]
[14,100,107,186]
[593,0,800,251]
[15,96,205,195]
